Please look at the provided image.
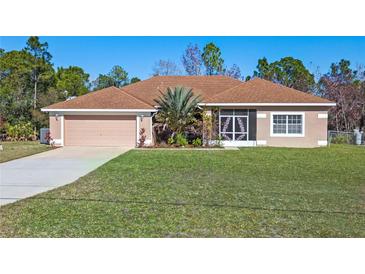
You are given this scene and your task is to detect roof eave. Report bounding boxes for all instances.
[199,102,336,107]
[41,108,158,112]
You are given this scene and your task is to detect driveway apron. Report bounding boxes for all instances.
[0,146,130,206]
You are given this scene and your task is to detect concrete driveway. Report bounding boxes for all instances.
[0,146,131,206]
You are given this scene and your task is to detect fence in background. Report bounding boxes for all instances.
[328,130,364,145]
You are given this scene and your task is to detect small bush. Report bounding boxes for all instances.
[5,122,36,141]
[175,133,188,147]
[331,135,350,144]
[192,137,202,147]
[215,135,223,147]
[167,136,175,145]
[45,131,54,146]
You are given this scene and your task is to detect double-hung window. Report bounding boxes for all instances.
[271,112,304,137]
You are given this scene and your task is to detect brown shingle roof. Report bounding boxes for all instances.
[43,76,334,110]
[43,86,154,110]
[122,75,243,105]
[206,78,333,104]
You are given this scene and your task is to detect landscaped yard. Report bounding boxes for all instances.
[0,141,52,163]
[0,145,364,237]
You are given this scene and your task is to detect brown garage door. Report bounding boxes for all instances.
[64,115,136,147]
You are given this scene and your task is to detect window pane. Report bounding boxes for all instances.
[235,117,247,133]
[273,124,286,134]
[221,133,233,141]
[220,116,233,133]
[288,124,302,134]
[235,109,248,116]
[273,114,287,134]
[220,109,233,115]
[235,133,247,141]
[288,115,302,124]
[273,115,286,124]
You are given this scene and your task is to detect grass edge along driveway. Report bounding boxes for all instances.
[0,141,52,163]
[0,145,364,237]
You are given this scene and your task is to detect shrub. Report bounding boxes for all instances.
[331,135,349,144]
[5,122,36,141]
[192,137,202,147]
[167,136,175,145]
[175,133,188,147]
[45,131,55,147]
[215,135,223,147]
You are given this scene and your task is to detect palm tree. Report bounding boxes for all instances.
[154,86,202,137]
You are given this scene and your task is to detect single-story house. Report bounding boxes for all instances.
[41,76,336,148]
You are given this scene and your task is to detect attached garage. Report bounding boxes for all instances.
[64,115,136,147]
[41,86,157,147]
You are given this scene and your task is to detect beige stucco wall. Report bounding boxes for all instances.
[49,115,61,140]
[256,106,329,148]
[205,106,330,148]
[140,116,153,145]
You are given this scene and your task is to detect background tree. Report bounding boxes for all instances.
[0,50,34,125]
[182,44,203,75]
[152,60,181,76]
[24,36,55,109]
[253,57,315,92]
[253,57,272,80]
[225,64,242,79]
[93,65,129,90]
[130,77,141,84]
[93,74,114,90]
[109,65,128,87]
[56,66,90,97]
[202,42,224,75]
[318,59,364,131]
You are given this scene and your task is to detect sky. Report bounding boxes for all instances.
[1,36,364,81]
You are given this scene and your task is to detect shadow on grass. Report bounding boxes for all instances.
[18,196,365,216]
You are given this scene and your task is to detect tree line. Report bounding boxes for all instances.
[151,43,365,132]
[1,37,364,133]
[0,37,141,131]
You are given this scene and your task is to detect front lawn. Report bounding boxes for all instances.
[0,145,364,237]
[0,141,52,163]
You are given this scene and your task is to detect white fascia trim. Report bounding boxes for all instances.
[41,108,158,113]
[199,103,336,107]
[270,111,305,138]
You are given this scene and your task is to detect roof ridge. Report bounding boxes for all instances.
[207,81,247,100]
[47,86,116,104]
[118,87,154,108]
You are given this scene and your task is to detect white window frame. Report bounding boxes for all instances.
[270,112,305,137]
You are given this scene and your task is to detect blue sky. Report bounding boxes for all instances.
[1,36,364,81]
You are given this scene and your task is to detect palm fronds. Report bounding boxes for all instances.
[154,86,202,136]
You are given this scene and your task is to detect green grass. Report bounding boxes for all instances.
[0,145,364,237]
[0,141,52,163]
